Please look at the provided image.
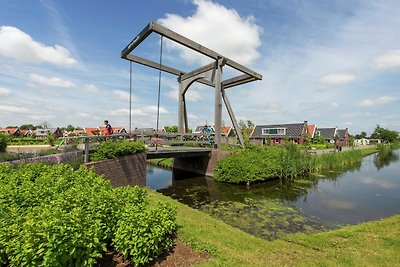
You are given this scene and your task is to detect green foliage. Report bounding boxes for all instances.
[113,189,177,265]
[19,124,36,130]
[47,132,56,146]
[164,125,178,133]
[90,141,146,162]
[312,135,327,145]
[214,145,370,183]
[0,163,176,266]
[370,125,399,143]
[214,144,312,183]
[0,134,7,152]
[7,137,48,145]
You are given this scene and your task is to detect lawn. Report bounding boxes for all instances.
[148,189,400,266]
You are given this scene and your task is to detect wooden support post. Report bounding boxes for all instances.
[222,88,245,148]
[214,59,223,147]
[84,138,89,163]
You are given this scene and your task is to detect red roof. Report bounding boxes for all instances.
[307,124,316,137]
[84,128,100,136]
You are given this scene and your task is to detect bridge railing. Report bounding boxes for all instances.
[61,131,213,163]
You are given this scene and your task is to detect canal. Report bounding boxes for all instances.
[146,149,400,240]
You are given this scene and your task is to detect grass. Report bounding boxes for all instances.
[147,158,174,168]
[148,189,400,266]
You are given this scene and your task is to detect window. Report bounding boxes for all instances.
[261,128,286,135]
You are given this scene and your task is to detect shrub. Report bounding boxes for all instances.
[214,145,368,184]
[90,141,146,162]
[113,188,177,265]
[0,163,176,266]
[0,134,7,152]
[214,144,311,183]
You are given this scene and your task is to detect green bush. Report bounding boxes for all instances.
[214,144,311,183]
[214,145,368,184]
[7,137,48,145]
[0,163,176,266]
[0,134,7,152]
[90,141,146,162]
[113,187,177,265]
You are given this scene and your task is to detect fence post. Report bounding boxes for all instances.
[84,138,89,163]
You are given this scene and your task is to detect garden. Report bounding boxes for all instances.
[0,163,177,266]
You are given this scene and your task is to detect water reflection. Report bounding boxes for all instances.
[374,151,399,170]
[147,149,400,240]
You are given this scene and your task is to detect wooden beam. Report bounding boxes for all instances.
[222,74,257,89]
[126,54,214,87]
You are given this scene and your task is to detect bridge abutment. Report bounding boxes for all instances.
[173,149,229,177]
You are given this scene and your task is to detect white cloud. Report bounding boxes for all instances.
[373,50,400,69]
[158,0,262,65]
[0,105,29,113]
[318,73,357,90]
[143,105,169,115]
[83,84,99,93]
[29,73,75,88]
[0,87,11,96]
[165,89,203,102]
[358,96,396,108]
[0,26,78,67]
[112,89,138,102]
[28,114,56,121]
[76,112,91,119]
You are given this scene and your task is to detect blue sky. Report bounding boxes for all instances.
[0,0,399,135]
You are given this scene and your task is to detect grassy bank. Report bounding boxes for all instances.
[148,189,400,266]
[147,158,174,168]
[214,145,377,183]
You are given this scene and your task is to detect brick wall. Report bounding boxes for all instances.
[84,153,146,187]
[8,151,82,164]
[173,149,230,177]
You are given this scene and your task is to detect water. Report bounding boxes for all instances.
[146,150,400,240]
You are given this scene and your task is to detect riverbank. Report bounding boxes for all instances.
[148,189,400,266]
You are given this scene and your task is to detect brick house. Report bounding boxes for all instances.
[251,121,309,145]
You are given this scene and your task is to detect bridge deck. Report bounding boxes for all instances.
[146,147,211,159]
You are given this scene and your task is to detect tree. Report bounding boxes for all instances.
[0,134,7,152]
[313,135,326,144]
[354,131,367,139]
[239,120,255,144]
[164,125,178,133]
[20,124,37,130]
[370,125,399,143]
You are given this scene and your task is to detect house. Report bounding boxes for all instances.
[336,128,349,146]
[84,128,100,136]
[98,126,127,134]
[0,127,21,137]
[354,138,370,146]
[316,127,337,144]
[48,128,63,138]
[307,124,317,139]
[20,129,34,137]
[251,121,309,145]
[35,128,48,138]
[2,127,21,137]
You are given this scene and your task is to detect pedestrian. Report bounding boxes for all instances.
[103,120,113,135]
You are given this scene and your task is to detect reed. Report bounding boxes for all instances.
[214,145,373,184]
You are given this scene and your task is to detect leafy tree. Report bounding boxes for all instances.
[370,125,399,143]
[60,125,76,132]
[239,120,255,142]
[0,134,7,152]
[19,124,36,130]
[354,131,367,139]
[313,135,326,144]
[164,125,178,133]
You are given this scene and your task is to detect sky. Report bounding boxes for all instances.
[0,0,399,135]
